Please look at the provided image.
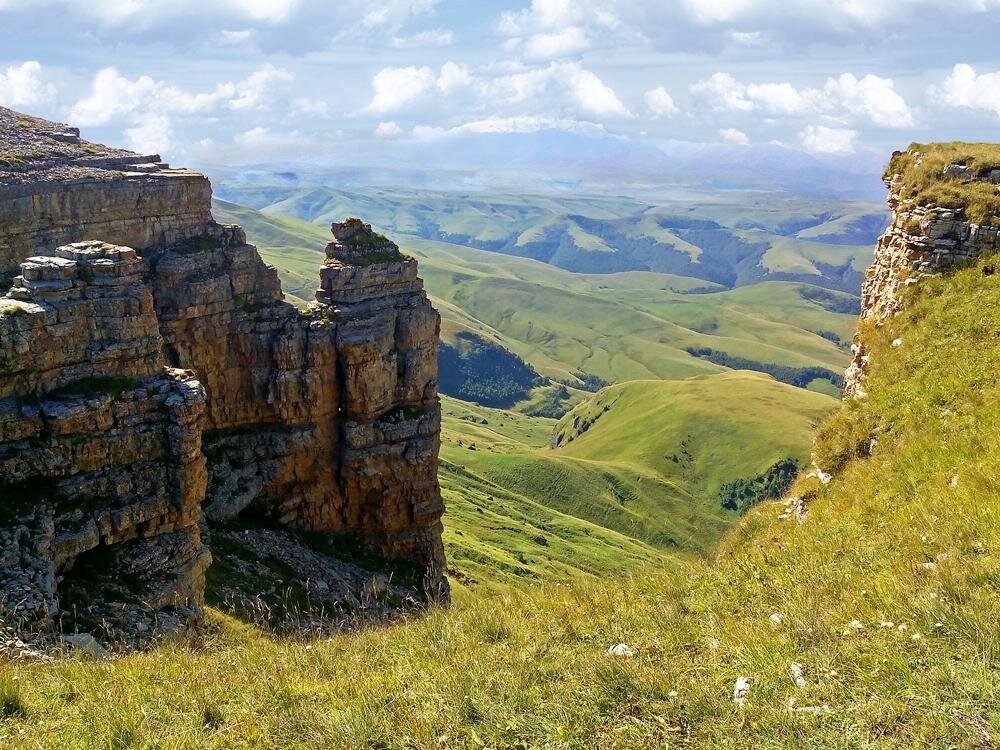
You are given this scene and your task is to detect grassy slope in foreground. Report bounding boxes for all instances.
[5,256,1000,748]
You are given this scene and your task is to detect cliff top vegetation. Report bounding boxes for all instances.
[888,142,1000,225]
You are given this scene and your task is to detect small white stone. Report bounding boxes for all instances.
[769,613,784,627]
[733,676,751,706]
[790,662,806,689]
[607,643,635,657]
[891,338,903,348]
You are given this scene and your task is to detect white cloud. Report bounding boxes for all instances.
[821,73,913,128]
[390,29,455,48]
[691,72,753,112]
[123,112,173,154]
[375,121,403,138]
[719,127,749,145]
[483,62,630,118]
[691,70,913,128]
[70,65,292,126]
[524,26,589,59]
[437,62,473,95]
[0,61,57,109]
[563,65,630,117]
[228,64,294,110]
[366,65,437,113]
[69,68,161,125]
[644,86,679,117]
[929,63,1000,117]
[800,124,857,153]
[744,82,812,115]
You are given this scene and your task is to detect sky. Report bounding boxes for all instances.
[2,0,1000,169]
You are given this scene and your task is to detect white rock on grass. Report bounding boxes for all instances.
[607,643,635,657]
[790,662,806,689]
[769,613,784,627]
[733,676,751,706]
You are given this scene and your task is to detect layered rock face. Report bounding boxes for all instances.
[0,242,209,639]
[0,108,212,282]
[0,109,446,642]
[845,161,1000,398]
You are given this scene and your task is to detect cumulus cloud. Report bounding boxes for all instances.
[375,121,403,138]
[0,61,57,109]
[822,73,913,128]
[645,86,680,117]
[691,70,913,127]
[482,62,630,118]
[800,124,857,153]
[70,64,293,126]
[498,0,621,60]
[929,63,1000,117]
[366,63,473,113]
[523,26,589,59]
[691,73,753,112]
[719,127,749,145]
[123,112,173,154]
[366,60,630,121]
[390,29,455,48]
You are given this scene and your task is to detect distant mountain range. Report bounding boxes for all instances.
[201,128,888,201]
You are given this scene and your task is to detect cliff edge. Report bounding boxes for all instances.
[0,107,447,644]
[845,143,1000,397]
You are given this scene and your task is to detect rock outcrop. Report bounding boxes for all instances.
[845,151,1000,398]
[0,107,446,644]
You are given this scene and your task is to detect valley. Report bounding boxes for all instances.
[213,187,853,590]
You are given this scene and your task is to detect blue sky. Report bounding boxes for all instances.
[2,0,1000,167]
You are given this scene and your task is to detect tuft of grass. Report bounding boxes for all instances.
[888,142,1000,225]
[0,675,26,720]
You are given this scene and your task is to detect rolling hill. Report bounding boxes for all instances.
[211,199,859,397]
[215,183,881,292]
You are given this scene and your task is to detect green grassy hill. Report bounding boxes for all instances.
[212,200,857,396]
[443,375,836,558]
[217,184,879,292]
[6,235,998,749]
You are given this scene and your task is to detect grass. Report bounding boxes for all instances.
[888,142,1000,225]
[444,375,836,557]
[3,245,999,748]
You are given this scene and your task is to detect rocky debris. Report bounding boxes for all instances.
[0,108,449,648]
[845,157,1000,397]
[212,528,419,631]
[61,632,109,660]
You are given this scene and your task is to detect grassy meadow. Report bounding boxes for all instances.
[3,256,1000,748]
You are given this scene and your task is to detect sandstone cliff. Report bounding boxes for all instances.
[0,107,446,644]
[845,145,1000,398]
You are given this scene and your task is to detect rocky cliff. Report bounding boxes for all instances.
[0,107,446,644]
[845,145,1000,398]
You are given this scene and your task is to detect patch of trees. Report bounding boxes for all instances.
[719,458,800,513]
[438,332,544,408]
[685,347,844,390]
